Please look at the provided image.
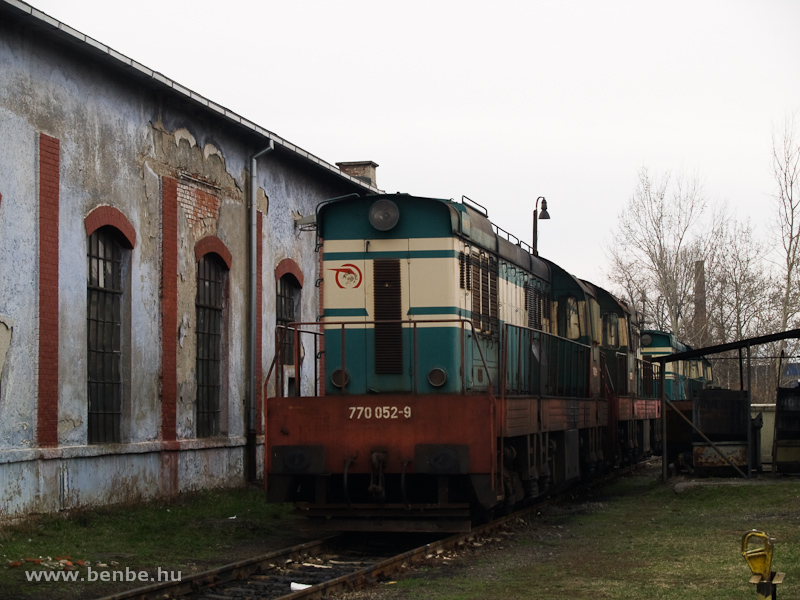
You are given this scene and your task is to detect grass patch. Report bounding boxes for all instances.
[0,486,298,599]
[382,469,800,600]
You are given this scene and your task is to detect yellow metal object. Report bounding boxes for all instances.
[742,530,785,600]
[742,530,773,580]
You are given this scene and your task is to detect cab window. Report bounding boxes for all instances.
[590,299,602,344]
[557,295,581,340]
[602,313,620,350]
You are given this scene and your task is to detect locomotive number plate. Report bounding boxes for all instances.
[348,406,412,420]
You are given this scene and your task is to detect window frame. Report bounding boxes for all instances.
[195,252,227,438]
[276,273,301,366]
[558,294,581,340]
[86,227,129,444]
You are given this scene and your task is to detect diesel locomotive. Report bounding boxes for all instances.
[265,193,689,531]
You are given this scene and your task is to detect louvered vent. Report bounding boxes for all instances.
[374,259,403,374]
[471,253,482,330]
[528,283,549,331]
[488,256,498,333]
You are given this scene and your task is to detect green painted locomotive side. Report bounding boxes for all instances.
[318,194,549,397]
[640,330,712,400]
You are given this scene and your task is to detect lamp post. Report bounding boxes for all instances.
[532,196,550,255]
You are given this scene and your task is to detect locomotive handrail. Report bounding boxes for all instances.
[602,360,615,396]
[274,317,494,397]
[614,351,628,396]
[500,323,591,399]
[264,325,324,401]
[461,195,488,216]
[493,223,534,255]
[636,358,660,400]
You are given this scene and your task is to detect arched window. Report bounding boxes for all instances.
[87,227,125,443]
[196,253,226,437]
[276,274,301,366]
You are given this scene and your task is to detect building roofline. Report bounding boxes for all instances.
[1,0,381,194]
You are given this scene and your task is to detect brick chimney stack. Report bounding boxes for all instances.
[337,161,378,188]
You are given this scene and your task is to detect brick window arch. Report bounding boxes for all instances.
[275,258,304,288]
[85,206,136,250]
[195,235,232,270]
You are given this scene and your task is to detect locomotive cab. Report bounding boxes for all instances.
[318,194,483,396]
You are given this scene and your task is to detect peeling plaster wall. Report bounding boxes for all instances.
[0,11,365,519]
[0,106,38,451]
[152,124,250,442]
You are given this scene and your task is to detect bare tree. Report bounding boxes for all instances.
[705,219,773,394]
[607,167,723,338]
[707,220,769,342]
[770,115,800,384]
[772,115,800,335]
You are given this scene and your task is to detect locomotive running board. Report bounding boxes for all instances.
[294,503,472,533]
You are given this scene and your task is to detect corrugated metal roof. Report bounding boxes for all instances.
[1,0,381,194]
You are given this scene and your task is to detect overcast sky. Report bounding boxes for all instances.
[27,0,800,288]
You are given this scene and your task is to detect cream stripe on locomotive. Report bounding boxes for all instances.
[323,238,539,332]
[640,346,683,379]
[323,237,465,329]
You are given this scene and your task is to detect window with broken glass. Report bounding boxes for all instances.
[87,228,123,444]
[196,254,225,437]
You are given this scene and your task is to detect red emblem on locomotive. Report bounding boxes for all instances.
[330,263,362,288]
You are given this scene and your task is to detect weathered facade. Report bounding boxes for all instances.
[0,0,377,519]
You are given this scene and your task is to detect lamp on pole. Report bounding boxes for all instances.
[532,196,550,255]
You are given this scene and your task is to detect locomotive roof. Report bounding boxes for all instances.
[641,330,690,353]
[581,279,633,318]
[317,193,551,281]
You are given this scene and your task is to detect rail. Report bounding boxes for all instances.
[501,323,590,398]
[266,318,495,398]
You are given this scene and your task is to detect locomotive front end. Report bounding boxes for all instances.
[266,194,501,531]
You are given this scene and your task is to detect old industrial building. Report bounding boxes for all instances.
[0,0,379,519]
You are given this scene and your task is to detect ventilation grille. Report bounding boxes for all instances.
[470,252,498,335]
[374,259,403,374]
[527,283,549,331]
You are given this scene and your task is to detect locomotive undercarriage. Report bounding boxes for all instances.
[278,472,478,532]
[502,427,608,502]
[270,422,652,532]
[616,418,661,465]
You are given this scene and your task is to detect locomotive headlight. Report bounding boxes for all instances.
[641,334,652,347]
[331,369,350,388]
[428,367,448,387]
[368,199,400,231]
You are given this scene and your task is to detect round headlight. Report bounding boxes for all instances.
[368,199,400,231]
[331,369,350,388]
[428,367,447,387]
[641,334,652,347]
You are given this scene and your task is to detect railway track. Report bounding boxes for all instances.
[93,512,529,600]
[95,463,649,600]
